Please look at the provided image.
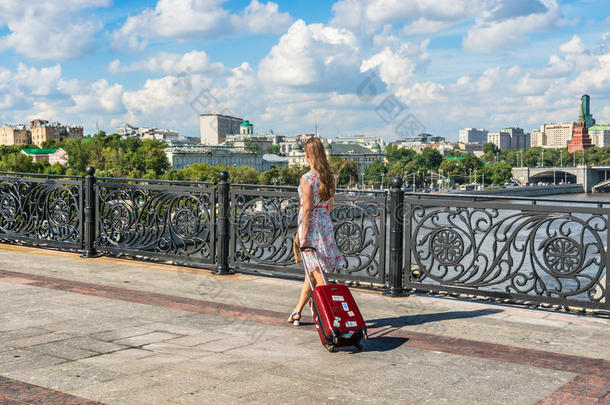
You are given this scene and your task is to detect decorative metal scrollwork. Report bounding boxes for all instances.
[430,228,464,265]
[335,222,362,254]
[96,184,214,263]
[408,203,607,305]
[231,190,385,282]
[0,194,18,221]
[172,208,199,238]
[331,198,384,279]
[232,193,299,267]
[0,179,81,246]
[543,236,582,275]
[49,199,70,226]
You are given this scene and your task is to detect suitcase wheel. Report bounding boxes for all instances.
[324,343,336,353]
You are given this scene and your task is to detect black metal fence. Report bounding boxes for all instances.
[0,172,83,249]
[1,168,608,312]
[403,193,609,311]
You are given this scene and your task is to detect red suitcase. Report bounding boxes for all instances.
[301,247,367,352]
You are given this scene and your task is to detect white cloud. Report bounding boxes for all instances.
[112,0,291,50]
[107,51,226,75]
[65,80,126,114]
[360,41,430,87]
[0,0,110,59]
[395,81,447,104]
[403,18,456,36]
[112,0,230,50]
[231,0,292,34]
[258,20,361,89]
[559,35,585,54]
[462,0,564,53]
[331,0,494,34]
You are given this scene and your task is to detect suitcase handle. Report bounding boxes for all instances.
[300,247,329,289]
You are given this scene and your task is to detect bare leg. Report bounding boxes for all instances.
[289,268,324,321]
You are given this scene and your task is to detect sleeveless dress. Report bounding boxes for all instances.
[298,171,344,274]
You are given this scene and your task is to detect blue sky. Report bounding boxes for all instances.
[1,0,610,141]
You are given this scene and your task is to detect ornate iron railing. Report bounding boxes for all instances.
[229,186,387,284]
[0,172,83,249]
[95,178,216,266]
[403,194,609,311]
[2,169,609,313]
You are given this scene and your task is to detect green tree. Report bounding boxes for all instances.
[364,160,386,186]
[421,147,443,170]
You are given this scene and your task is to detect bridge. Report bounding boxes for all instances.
[512,165,610,192]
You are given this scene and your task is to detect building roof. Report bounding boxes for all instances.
[21,148,63,155]
[329,143,377,154]
[589,124,610,130]
[262,154,288,162]
[240,120,253,127]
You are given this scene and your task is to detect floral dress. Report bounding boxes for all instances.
[298,171,344,274]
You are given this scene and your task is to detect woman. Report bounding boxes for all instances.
[288,137,344,325]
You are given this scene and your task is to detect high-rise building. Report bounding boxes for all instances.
[542,123,574,148]
[502,127,529,149]
[487,131,511,150]
[459,128,488,144]
[200,114,243,145]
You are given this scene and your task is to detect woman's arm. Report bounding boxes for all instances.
[328,196,334,212]
[299,177,313,245]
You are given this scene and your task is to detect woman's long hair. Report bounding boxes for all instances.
[305,137,335,201]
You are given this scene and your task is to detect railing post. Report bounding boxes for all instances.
[214,171,233,275]
[81,166,98,257]
[385,177,404,296]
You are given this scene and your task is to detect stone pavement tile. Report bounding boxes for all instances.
[48,320,127,336]
[60,337,127,354]
[503,315,570,329]
[67,373,160,404]
[138,322,207,336]
[426,361,574,405]
[0,327,51,342]
[162,313,238,330]
[165,331,230,347]
[6,361,126,392]
[170,353,275,382]
[80,352,190,374]
[26,340,99,361]
[0,348,67,373]
[127,367,227,403]
[140,342,211,358]
[170,389,247,405]
[88,325,156,342]
[190,334,264,353]
[2,332,73,349]
[76,348,152,369]
[113,331,182,347]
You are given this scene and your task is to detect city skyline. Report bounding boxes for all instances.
[1,0,610,141]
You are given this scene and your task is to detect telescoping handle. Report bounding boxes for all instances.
[299,246,329,289]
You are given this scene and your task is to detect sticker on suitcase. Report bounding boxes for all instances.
[341,302,349,311]
[333,320,341,327]
[332,295,344,301]
[347,311,354,317]
[345,321,357,328]
[342,331,354,339]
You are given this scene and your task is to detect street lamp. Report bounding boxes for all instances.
[380,173,385,189]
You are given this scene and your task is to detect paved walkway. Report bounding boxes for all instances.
[0,244,608,404]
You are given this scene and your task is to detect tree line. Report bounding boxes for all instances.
[3,132,610,187]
